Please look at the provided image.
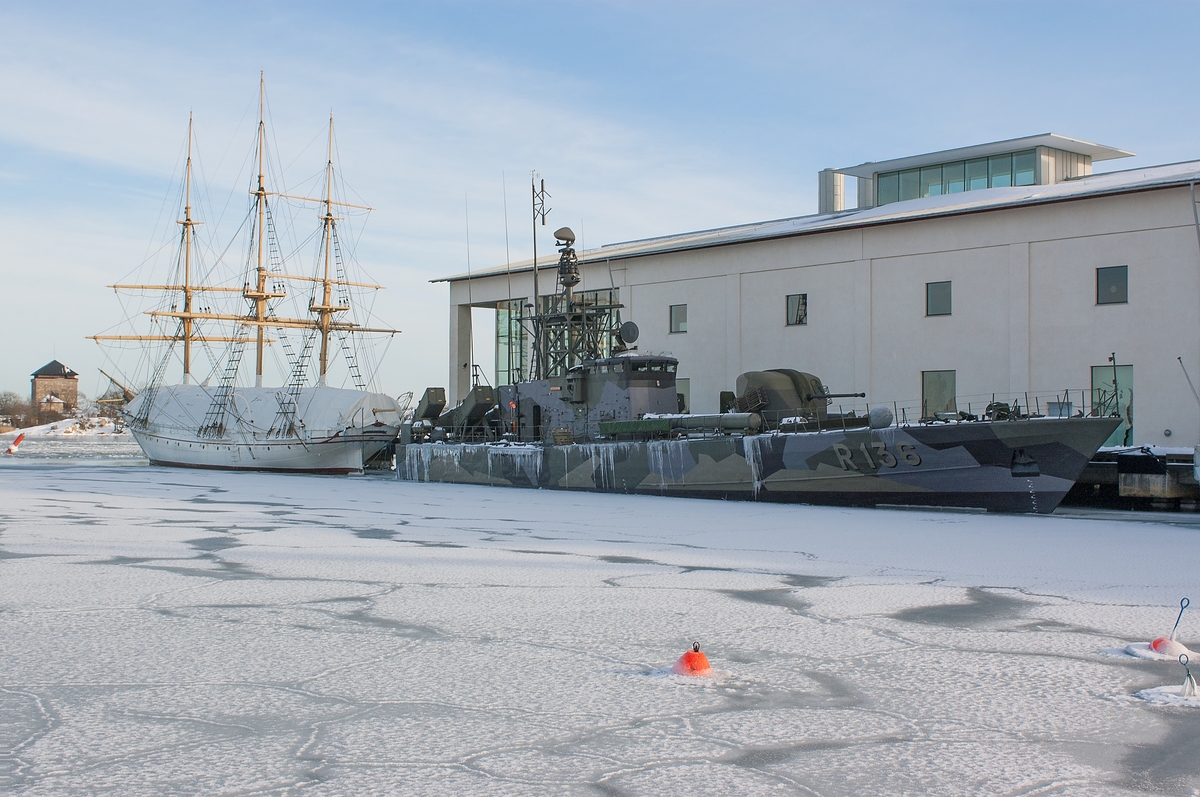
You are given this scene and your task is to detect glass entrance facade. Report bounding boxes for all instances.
[1091,364,1133,446]
[496,299,528,386]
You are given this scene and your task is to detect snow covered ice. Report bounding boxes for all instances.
[1,456,1199,795]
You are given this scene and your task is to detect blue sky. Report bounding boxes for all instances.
[2,1,1198,398]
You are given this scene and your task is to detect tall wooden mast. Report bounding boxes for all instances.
[242,72,285,387]
[310,114,349,385]
[180,112,197,383]
[89,116,244,360]
[119,80,398,390]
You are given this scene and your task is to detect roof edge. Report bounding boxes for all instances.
[836,133,1134,179]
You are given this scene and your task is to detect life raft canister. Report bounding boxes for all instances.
[672,642,713,676]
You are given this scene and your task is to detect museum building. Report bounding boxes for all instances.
[438,134,1200,448]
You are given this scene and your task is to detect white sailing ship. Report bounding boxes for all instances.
[92,79,402,473]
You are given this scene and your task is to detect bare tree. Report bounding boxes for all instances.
[0,391,34,426]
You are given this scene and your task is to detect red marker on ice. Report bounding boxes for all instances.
[4,433,25,455]
[1151,598,1192,658]
[672,642,714,676]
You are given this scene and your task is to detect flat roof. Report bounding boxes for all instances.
[438,158,1200,283]
[834,133,1134,179]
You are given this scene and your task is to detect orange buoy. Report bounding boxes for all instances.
[1151,637,1191,658]
[672,642,713,676]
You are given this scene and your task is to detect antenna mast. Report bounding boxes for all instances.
[530,175,550,379]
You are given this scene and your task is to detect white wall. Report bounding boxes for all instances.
[446,185,1200,445]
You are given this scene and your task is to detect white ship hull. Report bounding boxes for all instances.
[126,384,401,474]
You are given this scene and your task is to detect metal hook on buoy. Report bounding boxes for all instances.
[1181,653,1198,698]
[1171,597,1190,641]
[692,641,700,653]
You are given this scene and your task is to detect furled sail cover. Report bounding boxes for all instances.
[126,385,402,436]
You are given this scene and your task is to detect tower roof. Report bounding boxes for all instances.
[32,360,78,378]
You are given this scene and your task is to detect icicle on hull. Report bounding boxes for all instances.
[397,416,1120,514]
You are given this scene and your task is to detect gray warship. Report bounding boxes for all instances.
[398,227,1119,514]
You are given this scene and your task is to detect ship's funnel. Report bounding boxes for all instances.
[671,642,713,676]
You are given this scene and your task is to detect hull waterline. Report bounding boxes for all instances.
[398,416,1121,514]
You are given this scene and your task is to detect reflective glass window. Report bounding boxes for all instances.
[926,281,951,316]
[898,169,920,201]
[922,370,957,416]
[989,154,1012,187]
[786,293,807,325]
[1097,265,1128,304]
[877,172,899,205]
[920,166,943,197]
[943,161,965,193]
[1013,150,1036,186]
[966,158,988,191]
[669,303,687,333]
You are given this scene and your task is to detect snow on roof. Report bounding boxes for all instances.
[31,360,78,378]
[438,159,1200,283]
[40,394,64,404]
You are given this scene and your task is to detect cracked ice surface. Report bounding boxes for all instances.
[1,464,1199,795]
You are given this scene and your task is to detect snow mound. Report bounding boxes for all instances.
[1121,640,1194,660]
[638,666,734,684]
[1,418,127,439]
[1134,685,1200,708]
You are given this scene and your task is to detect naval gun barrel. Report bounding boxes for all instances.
[806,392,866,401]
[654,413,762,432]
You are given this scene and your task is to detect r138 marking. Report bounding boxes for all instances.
[832,441,920,471]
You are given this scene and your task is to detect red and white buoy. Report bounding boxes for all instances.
[1127,598,1193,660]
[671,642,714,677]
[4,433,25,455]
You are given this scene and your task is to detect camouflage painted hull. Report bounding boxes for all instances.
[398,417,1121,513]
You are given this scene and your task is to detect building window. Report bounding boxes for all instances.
[877,149,1036,206]
[876,172,899,205]
[988,154,1012,188]
[899,169,920,202]
[1092,363,1133,446]
[786,293,808,326]
[1097,265,1128,305]
[495,298,528,386]
[669,304,687,333]
[943,161,965,194]
[922,370,957,418]
[926,281,951,316]
[1013,150,1036,186]
[966,158,988,191]
[920,166,943,197]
